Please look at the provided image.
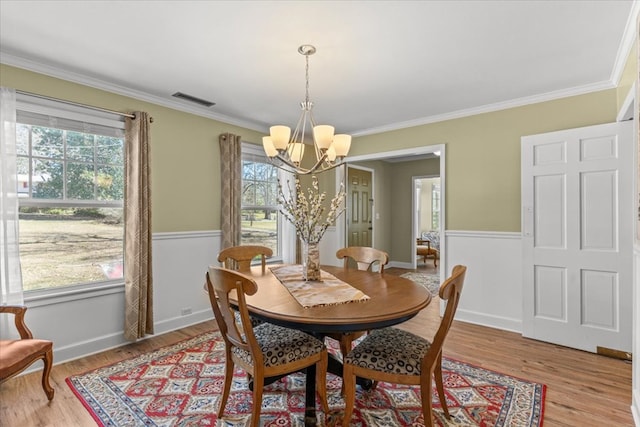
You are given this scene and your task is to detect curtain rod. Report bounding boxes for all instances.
[16,89,154,123]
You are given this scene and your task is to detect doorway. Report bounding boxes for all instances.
[413,176,441,268]
[335,145,445,274]
[346,166,373,247]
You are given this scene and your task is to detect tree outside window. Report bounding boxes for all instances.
[241,159,279,256]
[16,118,124,292]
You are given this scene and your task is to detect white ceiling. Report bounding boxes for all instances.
[0,1,637,137]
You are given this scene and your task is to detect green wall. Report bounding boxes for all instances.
[1,63,622,234]
[350,89,618,231]
[1,64,264,233]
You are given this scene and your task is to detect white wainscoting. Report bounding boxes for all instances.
[21,230,220,367]
[444,230,523,333]
[19,229,522,369]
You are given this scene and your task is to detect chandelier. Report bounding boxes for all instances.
[262,44,351,175]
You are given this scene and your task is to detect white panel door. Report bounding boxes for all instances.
[521,121,633,353]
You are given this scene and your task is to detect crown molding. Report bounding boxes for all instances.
[0,51,268,134]
[610,0,640,86]
[352,80,615,137]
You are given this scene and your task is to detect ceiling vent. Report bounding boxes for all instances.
[171,92,216,107]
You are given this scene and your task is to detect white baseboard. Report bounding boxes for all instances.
[22,310,214,375]
[633,389,640,427]
[388,261,414,269]
[455,308,522,334]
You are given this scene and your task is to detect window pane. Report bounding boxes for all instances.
[242,182,256,206]
[96,135,124,164]
[96,165,124,200]
[241,208,279,256]
[19,207,124,291]
[67,131,95,162]
[67,162,95,200]
[16,124,29,155]
[32,126,63,158]
[32,159,63,199]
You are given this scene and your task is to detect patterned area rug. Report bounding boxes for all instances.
[400,272,441,296]
[67,331,545,426]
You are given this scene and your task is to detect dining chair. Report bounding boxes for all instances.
[206,267,329,426]
[329,246,390,362]
[341,265,467,426]
[0,305,54,401]
[218,245,273,273]
[336,246,389,273]
[218,245,273,327]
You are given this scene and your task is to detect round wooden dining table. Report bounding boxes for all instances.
[238,264,432,426]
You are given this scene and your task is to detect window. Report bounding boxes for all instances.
[241,144,282,258]
[16,96,125,292]
[431,183,440,230]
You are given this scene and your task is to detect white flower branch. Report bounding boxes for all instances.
[278,175,346,244]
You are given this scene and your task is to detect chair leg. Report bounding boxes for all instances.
[341,365,356,427]
[420,369,434,427]
[42,349,54,401]
[434,353,449,418]
[217,353,234,418]
[316,351,330,414]
[339,334,354,360]
[251,375,264,427]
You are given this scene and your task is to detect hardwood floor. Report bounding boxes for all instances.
[0,266,633,427]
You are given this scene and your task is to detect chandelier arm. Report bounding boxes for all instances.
[268,152,344,176]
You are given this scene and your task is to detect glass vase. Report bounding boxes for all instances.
[301,240,321,281]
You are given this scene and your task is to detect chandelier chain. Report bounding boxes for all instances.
[305,53,310,105]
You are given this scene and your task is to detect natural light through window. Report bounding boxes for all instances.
[16,102,125,292]
[241,147,281,258]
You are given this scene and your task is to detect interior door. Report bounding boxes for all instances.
[521,121,633,353]
[347,167,373,247]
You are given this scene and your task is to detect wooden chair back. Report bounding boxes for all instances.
[336,246,389,273]
[425,264,467,366]
[205,267,261,364]
[218,245,273,273]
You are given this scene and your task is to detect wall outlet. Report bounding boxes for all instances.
[181,307,192,316]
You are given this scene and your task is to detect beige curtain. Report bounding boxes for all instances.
[124,112,153,341]
[219,133,242,250]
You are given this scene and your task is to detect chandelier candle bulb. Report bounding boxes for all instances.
[332,134,352,158]
[270,125,291,150]
[288,142,305,164]
[262,137,278,157]
[313,125,335,150]
[327,146,337,162]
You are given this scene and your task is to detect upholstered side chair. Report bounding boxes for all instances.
[416,231,440,267]
[0,305,54,401]
[341,265,467,426]
[205,267,329,426]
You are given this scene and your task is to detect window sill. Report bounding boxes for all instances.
[24,281,125,308]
